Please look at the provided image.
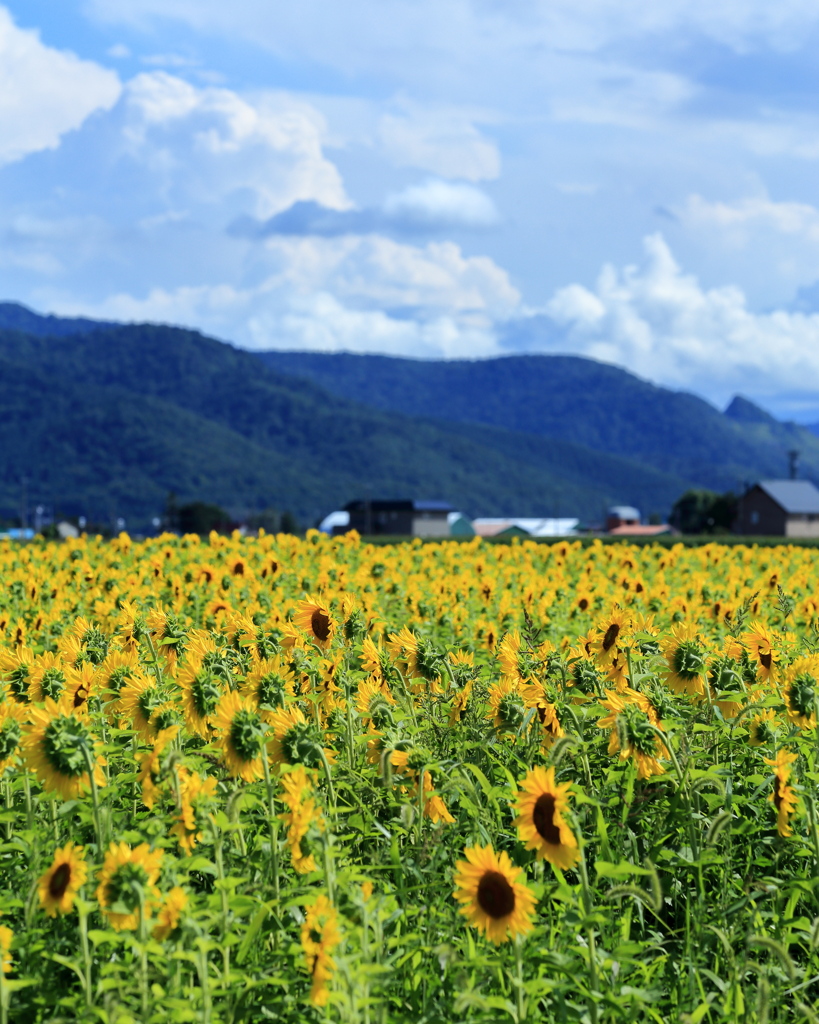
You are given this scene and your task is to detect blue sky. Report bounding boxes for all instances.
[4,1,819,419]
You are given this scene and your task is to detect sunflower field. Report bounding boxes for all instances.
[1,530,819,1022]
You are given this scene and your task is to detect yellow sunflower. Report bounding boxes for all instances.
[784,656,819,729]
[294,597,335,650]
[765,749,798,837]
[38,843,88,917]
[748,708,779,747]
[152,887,188,941]
[211,691,268,782]
[591,608,631,668]
[23,698,107,799]
[301,895,341,1006]
[64,662,97,715]
[136,725,179,810]
[118,673,174,742]
[521,682,564,749]
[280,767,323,874]
[1,646,34,704]
[0,924,12,974]
[170,766,217,854]
[356,677,395,729]
[28,651,68,704]
[662,623,708,697]
[742,621,779,684]
[0,700,26,774]
[514,766,580,870]
[487,676,527,734]
[269,705,334,769]
[178,654,223,738]
[453,844,537,944]
[597,689,667,779]
[96,842,163,931]
[96,649,141,705]
[241,656,295,721]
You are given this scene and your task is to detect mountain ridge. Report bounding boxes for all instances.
[0,300,814,530]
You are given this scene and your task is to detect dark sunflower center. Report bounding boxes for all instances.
[533,793,562,844]
[760,650,773,670]
[578,597,589,611]
[311,609,331,642]
[229,709,265,762]
[73,686,89,709]
[49,862,71,899]
[773,777,783,810]
[477,870,515,919]
[602,623,620,651]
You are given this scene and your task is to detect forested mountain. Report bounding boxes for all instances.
[0,301,812,530]
[0,308,689,527]
[258,351,819,494]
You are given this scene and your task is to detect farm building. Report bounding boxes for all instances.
[734,480,819,537]
[324,499,455,537]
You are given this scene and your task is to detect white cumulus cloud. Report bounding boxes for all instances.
[682,193,819,241]
[47,232,521,358]
[544,233,819,410]
[120,72,350,218]
[383,180,499,228]
[378,107,500,181]
[0,7,120,166]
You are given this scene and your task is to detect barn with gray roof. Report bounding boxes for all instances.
[734,480,819,537]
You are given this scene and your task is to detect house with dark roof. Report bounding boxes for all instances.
[734,480,819,537]
[342,499,455,537]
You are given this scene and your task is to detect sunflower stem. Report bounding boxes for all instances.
[143,630,165,691]
[321,832,335,903]
[514,934,526,1022]
[197,941,212,1024]
[260,744,281,902]
[0,958,7,1024]
[48,797,58,844]
[214,834,231,985]
[315,744,336,815]
[577,849,599,1024]
[22,771,33,831]
[137,887,150,1021]
[81,743,104,852]
[78,898,94,1006]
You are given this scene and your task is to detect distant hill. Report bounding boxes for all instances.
[0,301,118,338]
[0,308,692,527]
[257,351,819,494]
[3,300,817,531]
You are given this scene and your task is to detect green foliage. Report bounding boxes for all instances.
[671,489,738,534]
[0,323,692,528]
[260,351,819,495]
[177,502,230,536]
